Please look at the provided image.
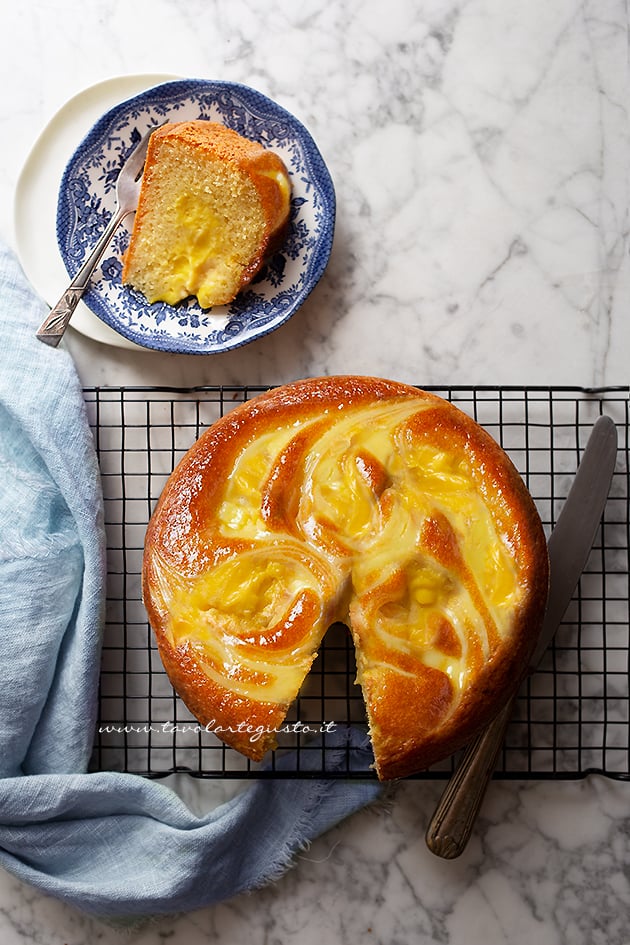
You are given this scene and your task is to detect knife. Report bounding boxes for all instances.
[425,414,618,859]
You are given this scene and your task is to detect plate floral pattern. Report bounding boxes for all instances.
[56,79,336,354]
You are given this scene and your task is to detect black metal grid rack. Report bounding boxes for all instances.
[83,385,630,781]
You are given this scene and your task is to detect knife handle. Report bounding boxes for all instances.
[425,695,516,859]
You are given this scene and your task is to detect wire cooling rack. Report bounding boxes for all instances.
[83,385,630,781]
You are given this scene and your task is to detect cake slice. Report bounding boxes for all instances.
[122,120,291,308]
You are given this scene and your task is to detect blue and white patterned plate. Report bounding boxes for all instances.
[56,79,336,354]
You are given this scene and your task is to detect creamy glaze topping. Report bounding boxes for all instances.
[152,396,526,715]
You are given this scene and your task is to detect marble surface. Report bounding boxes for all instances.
[1,0,629,942]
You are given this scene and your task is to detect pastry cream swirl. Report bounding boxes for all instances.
[161,398,522,711]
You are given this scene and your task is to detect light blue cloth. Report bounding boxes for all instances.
[0,243,381,918]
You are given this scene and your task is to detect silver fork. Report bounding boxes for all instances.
[36,124,160,347]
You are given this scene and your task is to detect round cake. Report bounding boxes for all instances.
[143,376,549,779]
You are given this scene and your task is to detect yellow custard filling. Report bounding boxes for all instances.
[163,399,523,709]
[151,193,233,307]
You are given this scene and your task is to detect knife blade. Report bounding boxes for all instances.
[425,414,618,859]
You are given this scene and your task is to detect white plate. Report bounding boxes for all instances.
[14,74,179,350]
[54,79,336,355]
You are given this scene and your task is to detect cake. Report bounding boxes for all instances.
[142,376,549,780]
[122,120,291,308]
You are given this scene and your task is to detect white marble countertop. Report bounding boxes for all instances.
[1,1,629,943]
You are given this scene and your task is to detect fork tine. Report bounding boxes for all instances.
[119,121,164,182]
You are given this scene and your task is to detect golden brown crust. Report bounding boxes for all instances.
[143,376,549,779]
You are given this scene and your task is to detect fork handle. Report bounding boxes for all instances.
[36,206,129,346]
[425,696,516,859]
